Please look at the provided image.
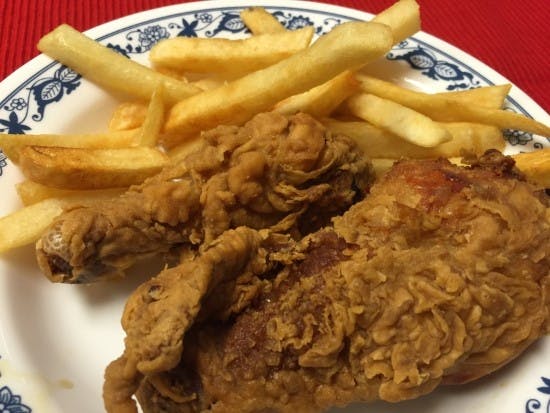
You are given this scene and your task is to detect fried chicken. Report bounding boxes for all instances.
[35,112,372,283]
[103,226,274,413]
[104,151,550,413]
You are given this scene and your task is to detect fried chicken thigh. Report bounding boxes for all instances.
[35,112,371,283]
[105,151,550,412]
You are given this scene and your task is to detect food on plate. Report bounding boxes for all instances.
[346,93,452,147]
[0,129,137,163]
[240,6,287,35]
[161,21,395,145]
[0,0,421,256]
[35,112,372,283]
[15,180,124,206]
[274,70,359,117]
[0,188,122,253]
[434,84,511,109]
[109,101,149,131]
[0,0,549,412]
[371,0,420,43]
[0,198,71,253]
[149,26,314,76]
[18,145,169,189]
[512,147,550,188]
[368,149,550,181]
[355,74,550,137]
[37,24,202,104]
[323,119,505,159]
[103,151,550,413]
[157,0,420,147]
[137,83,165,147]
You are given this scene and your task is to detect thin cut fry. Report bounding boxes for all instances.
[512,148,550,188]
[437,84,511,109]
[163,21,394,146]
[0,129,137,163]
[323,119,505,158]
[153,65,189,81]
[16,180,124,206]
[150,28,314,76]
[168,138,205,163]
[109,102,148,131]
[191,77,226,91]
[38,24,201,104]
[0,187,127,252]
[372,0,420,43]
[240,7,286,34]
[19,146,168,189]
[370,158,397,177]
[137,84,165,147]
[441,122,505,153]
[347,93,452,147]
[356,74,550,136]
[274,71,359,117]
[0,198,66,253]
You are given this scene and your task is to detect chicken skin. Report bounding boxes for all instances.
[35,112,372,283]
[104,151,550,412]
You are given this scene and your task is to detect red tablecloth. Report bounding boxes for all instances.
[1,0,548,112]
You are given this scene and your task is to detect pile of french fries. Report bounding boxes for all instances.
[0,0,549,254]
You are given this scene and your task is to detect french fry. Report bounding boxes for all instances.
[137,84,165,147]
[37,24,201,104]
[109,102,148,131]
[168,138,205,164]
[19,146,168,189]
[150,27,314,76]
[153,65,189,81]
[240,7,286,34]
[1,185,127,252]
[372,0,420,43]
[0,129,137,163]
[437,84,511,109]
[370,158,397,177]
[191,77,226,91]
[512,148,550,188]
[441,122,505,153]
[274,71,359,117]
[163,21,394,146]
[16,180,124,206]
[0,198,67,253]
[356,74,550,136]
[347,93,452,147]
[323,119,505,158]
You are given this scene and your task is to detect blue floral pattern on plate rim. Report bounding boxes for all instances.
[525,377,550,413]
[1,4,548,179]
[0,3,548,411]
[0,384,32,413]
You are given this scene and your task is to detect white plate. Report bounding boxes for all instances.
[0,1,549,412]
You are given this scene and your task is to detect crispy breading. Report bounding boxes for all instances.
[36,112,372,283]
[106,152,549,412]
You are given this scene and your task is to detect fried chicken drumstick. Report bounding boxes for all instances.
[35,112,371,283]
[104,151,550,412]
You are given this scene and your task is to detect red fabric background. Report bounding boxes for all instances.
[1,0,548,112]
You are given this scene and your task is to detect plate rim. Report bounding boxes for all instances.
[0,2,549,413]
[1,0,549,124]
